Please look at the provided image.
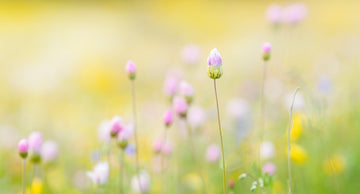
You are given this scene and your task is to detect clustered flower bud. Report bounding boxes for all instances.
[18,139,29,159]
[163,109,173,128]
[207,48,223,79]
[125,60,137,80]
[179,81,194,104]
[172,96,188,118]
[117,124,133,149]
[110,116,124,137]
[262,42,272,61]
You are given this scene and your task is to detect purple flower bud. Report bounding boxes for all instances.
[262,162,276,175]
[110,116,124,137]
[18,139,29,159]
[207,48,223,79]
[163,109,173,127]
[172,96,188,118]
[262,42,272,61]
[265,4,283,25]
[206,144,221,163]
[28,131,43,153]
[125,60,137,80]
[117,124,134,149]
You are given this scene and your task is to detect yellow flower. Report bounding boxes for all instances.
[31,178,43,194]
[286,113,306,142]
[290,144,307,164]
[323,154,346,176]
[183,173,203,193]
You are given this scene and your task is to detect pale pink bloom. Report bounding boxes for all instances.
[97,120,111,143]
[18,139,29,153]
[110,116,124,137]
[125,60,137,79]
[163,70,182,97]
[118,124,134,141]
[172,96,188,117]
[86,162,109,185]
[283,3,308,24]
[28,131,43,153]
[227,98,250,119]
[260,141,275,160]
[265,4,283,24]
[163,109,173,127]
[162,141,173,156]
[207,48,222,67]
[262,162,276,175]
[187,106,206,129]
[131,171,151,193]
[41,141,59,163]
[262,42,272,53]
[152,139,163,154]
[179,81,194,102]
[181,44,201,65]
[206,144,221,163]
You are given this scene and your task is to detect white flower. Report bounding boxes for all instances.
[131,171,150,193]
[260,141,275,160]
[41,141,58,163]
[86,162,109,185]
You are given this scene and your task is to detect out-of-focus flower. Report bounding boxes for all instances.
[162,141,173,156]
[117,124,134,149]
[238,173,247,180]
[126,60,137,80]
[183,173,202,192]
[131,171,151,193]
[282,3,308,25]
[187,106,206,129]
[163,70,182,99]
[181,44,201,65]
[228,179,235,189]
[227,98,250,119]
[260,141,275,160]
[29,131,43,153]
[206,144,221,163]
[265,4,283,25]
[290,144,307,164]
[163,109,173,127]
[262,162,276,175]
[173,96,188,118]
[323,154,346,176]
[317,75,332,95]
[152,139,163,154]
[262,42,272,61]
[31,178,43,194]
[207,48,223,79]
[286,113,305,142]
[18,139,29,159]
[179,80,194,103]
[110,116,124,137]
[98,120,111,143]
[125,144,136,156]
[86,162,109,185]
[41,141,58,163]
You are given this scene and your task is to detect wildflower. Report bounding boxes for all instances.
[163,70,182,99]
[162,141,173,156]
[181,44,201,65]
[238,173,247,180]
[290,144,307,164]
[265,4,283,25]
[262,42,272,61]
[323,154,346,176]
[152,139,163,154]
[125,60,137,80]
[172,96,188,118]
[206,144,221,163]
[179,81,194,104]
[286,113,305,142]
[110,116,124,137]
[207,48,223,79]
[187,106,206,129]
[31,178,43,194]
[117,124,134,149]
[283,3,308,25]
[86,162,109,185]
[131,171,151,193]
[29,131,43,153]
[260,141,275,160]
[163,109,173,127]
[262,162,276,175]
[228,179,235,189]
[18,139,29,159]
[41,141,58,163]
[183,173,203,192]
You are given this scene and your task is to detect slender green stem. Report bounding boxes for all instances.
[287,87,300,194]
[213,79,227,194]
[22,159,26,194]
[161,128,168,194]
[131,80,143,194]
[259,60,267,165]
[120,150,124,194]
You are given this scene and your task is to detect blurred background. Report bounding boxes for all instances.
[1,0,360,193]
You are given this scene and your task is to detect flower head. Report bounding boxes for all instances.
[262,162,276,175]
[152,139,163,154]
[163,69,182,99]
[283,3,308,25]
[206,144,221,163]
[172,96,188,118]
[179,81,194,103]
[86,162,109,185]
[187,106,206,129]
[110,116,124,137]
[18,139,29,159]
[262,42,272,61]
[29,131,43,153]
[162,141,173,156]
[41,141,58,163]
[181,44,201,65]
[260,141,275,160]
[126,60,137,80]
[163,109,173,127]
[131,171,151,193]
[207,48,223,79]
[117,124,134,149]
[265,4,283,25]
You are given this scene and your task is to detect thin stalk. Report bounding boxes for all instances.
[287,87,300,194]
[161,128,168,194]
[120,150,124,194]
[259,60,267,164]
[22,159,26,194]
[185,120,207,194]
[213,79,227,194]
[130,80,143,193]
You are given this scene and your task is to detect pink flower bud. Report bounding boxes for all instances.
[206,144,221,163]
[163,70,182,98]
[207,48,223,79]
[28,131,43,153]
[152,139,163,154]
[110,116,124,137]
[117,124,134,149]
[172,96,188,118]
[41,141,58,163]
[18,139,29,158]
[162,142,173,156]
[228,179,235,189]
[125,60,137,80]
[179,81,194,103]
[262,162,276,175]
[265,4,283,25]
[262,42,272,61]
[163,109,173,127]
[181,44,201,65]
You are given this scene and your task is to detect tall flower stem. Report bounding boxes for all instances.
[259,60,267,164]
[22,159,26,194]
[130,80,143,193]
[119,150,124,194]
[185,120,207,194]
[213,79,226,194]
[161,127,168,194]
[287,87,300,194]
